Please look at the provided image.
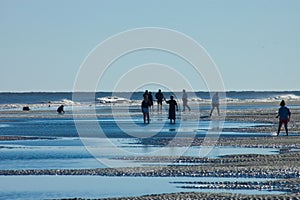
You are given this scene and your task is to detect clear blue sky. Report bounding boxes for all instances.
[1,0,299,92]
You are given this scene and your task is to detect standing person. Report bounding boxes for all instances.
[276,100,291,136]
[57,105,65,114]
[155,89,165,112]
[210,92,220,116]
[143,90,149,98]
[165,95,178,124]
[182,89,191,112]
[141,95,150,124]
[148,91,154,112]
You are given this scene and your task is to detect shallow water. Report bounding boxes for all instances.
[0,115,272,137]
[0,176,284,199]
[0,114,278,170]
[0,137,278,170]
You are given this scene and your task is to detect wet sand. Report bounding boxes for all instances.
[0,135,49,141]
[1,101,300,199]
[100,192,300,200]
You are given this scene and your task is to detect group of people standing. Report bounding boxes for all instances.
[141,89,222,124]
[142,89,213,124]
[142,89,179,124]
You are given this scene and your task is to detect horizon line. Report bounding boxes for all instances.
[0,90,300,93]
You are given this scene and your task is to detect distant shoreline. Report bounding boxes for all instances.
[1,90,300,93]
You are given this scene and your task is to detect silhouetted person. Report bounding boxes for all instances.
[148,91,154,112]
[210,92,220,116]
[155,89,165,112]
[143,90,149,98]
[276,100,291,136]
[141,95,150,124]
[182,89,191,112]
[57,105,65,114]
[22,106,30,111]
[165,95,178,124]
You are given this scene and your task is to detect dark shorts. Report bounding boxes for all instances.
[212,103,219,107]
[279,119,289,124]
[157,100,163,105]
[142,108,149,113]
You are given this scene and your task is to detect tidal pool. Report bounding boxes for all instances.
[0,137,278,170]
[0,176,284,200]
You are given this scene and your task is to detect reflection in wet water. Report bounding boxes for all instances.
[0,137,279,170]
[0,176,284,200]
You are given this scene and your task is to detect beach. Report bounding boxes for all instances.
[2,0,300,198]
[0,94,300,199]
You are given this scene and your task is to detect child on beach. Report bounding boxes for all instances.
[276,100,291,136]
[165,95,178,124]
[141,95,150,124]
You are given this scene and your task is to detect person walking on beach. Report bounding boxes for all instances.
[210,92,220,116]
[57,105,65,114]
[165,95,178,124]
[141,95,150,124]
[155,89,165,112]
[276,100,291,136]
[182,89,191,112]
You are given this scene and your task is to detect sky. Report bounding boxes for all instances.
[1,0,299,92]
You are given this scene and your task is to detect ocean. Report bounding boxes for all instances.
[1,91,300,105]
